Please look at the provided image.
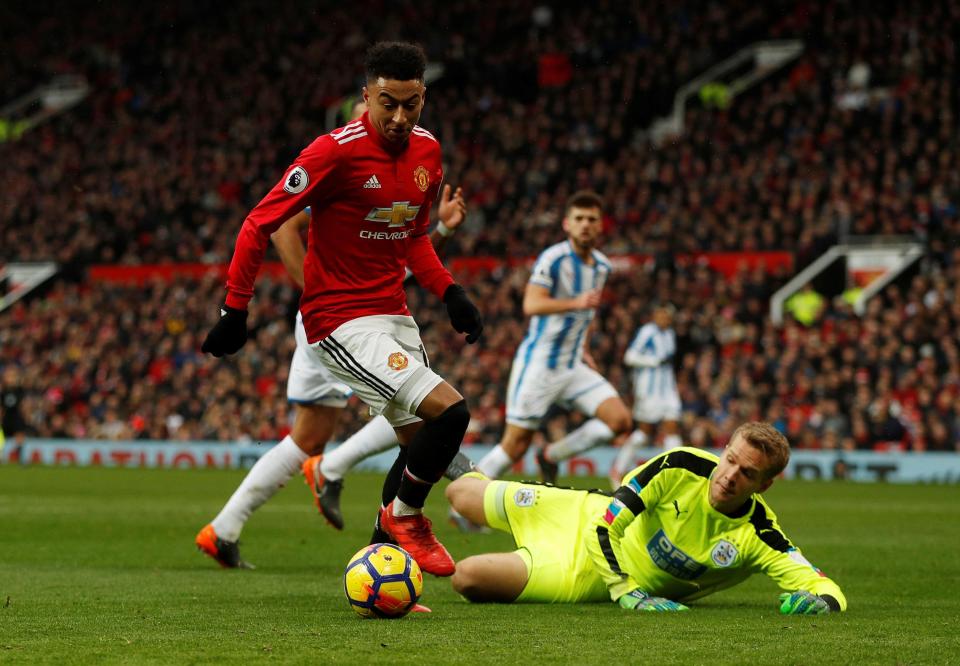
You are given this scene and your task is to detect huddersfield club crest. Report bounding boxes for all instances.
[387,352,409,371]
[413,165,430,192]
[710,540,738,567]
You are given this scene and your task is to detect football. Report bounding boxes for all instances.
[343,543,423,618]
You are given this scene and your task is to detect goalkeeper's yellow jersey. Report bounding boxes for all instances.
[582,447,846,609]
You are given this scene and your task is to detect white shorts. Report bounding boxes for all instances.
[287,313,353,407]
[311,315,443,428]
[506,361,619,430]
[632,392,682,423]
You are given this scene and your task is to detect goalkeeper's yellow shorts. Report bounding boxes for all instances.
[483,479,610,603]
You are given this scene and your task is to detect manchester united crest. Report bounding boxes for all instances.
[413,165,430,192]
[387,352,409,371]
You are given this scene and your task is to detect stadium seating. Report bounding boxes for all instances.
[1,1,958,452]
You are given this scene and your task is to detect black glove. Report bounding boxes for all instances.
[201,305,248,357]
[443,283,483,344]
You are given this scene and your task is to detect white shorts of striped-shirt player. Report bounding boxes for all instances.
[506,361,619,430]
[309,315,443,428]
[287,312,353,408]
[631,392,682,424]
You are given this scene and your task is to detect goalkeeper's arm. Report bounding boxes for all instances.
[754,544,847,613]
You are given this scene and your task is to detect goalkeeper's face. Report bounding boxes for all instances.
[709,435,775,513]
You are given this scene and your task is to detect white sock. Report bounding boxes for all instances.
[392,497,422,516]
[612,429,648,482]
[477,444,514,479]
[320,415,397,481]
[663,433,682,450]
[545,419,616,462]
[211,435,308,542]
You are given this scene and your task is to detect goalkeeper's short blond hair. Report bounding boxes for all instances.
[730,422,790,479]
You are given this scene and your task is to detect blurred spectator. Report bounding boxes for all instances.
[2,1,959,454]
[785,283,826,327]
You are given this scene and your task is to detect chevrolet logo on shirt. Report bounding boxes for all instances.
[364,201,421,227]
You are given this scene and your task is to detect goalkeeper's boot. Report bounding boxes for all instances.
[302,455,344,530]
[379,502,455,577]
[195,524,254,569]
[536,447,559,484]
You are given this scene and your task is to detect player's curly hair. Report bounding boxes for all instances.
[730,422,791,478]
[365,42,427,82]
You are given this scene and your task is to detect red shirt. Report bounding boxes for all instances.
[225,112,453,342]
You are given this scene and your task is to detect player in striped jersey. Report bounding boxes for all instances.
[475,190,632,484]
[610,304,682,487]
[446,422,846,615]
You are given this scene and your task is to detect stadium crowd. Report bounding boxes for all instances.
[2,0,959,453]
[3,249,960,452]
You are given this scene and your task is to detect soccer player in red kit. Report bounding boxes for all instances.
[201,42,483,576]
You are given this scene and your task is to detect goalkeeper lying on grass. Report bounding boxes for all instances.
[445,422,845,615]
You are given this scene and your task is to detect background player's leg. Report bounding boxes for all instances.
[478,424,535,478]
[308,415,398,531]
[320,415,398,481]
[611,420,656,487]
[208,404,338,541]
[451,553,529,602]
[662,419,682,449]
[543,396,631,462]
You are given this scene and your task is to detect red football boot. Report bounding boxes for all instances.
[379,503,455,577]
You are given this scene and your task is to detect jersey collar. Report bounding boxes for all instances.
[361,111,409,154]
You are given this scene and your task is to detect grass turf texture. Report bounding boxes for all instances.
[1,465,958,665]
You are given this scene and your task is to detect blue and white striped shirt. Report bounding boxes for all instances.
[514,241,613,371]
[625,322,677,399]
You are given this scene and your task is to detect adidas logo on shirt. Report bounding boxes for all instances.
[363,175,382,189]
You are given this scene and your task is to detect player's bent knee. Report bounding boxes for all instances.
[445,477,465,507]
[445,475,481,508]
[602,405,633,435]
[611,413,633,435]
[438,399,470,430]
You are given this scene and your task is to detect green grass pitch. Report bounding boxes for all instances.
[1,464,958,664]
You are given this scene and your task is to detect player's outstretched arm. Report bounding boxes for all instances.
[203,135,338,358]
[778,590,840,615]
[749,508,847,613]
[617,589,688,612]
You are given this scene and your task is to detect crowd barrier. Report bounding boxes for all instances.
[7,439,960,484]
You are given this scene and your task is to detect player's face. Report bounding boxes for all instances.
[708,435,774,513]
[562,206,603,252]
[653,308,673,329]
[363,78,426,145]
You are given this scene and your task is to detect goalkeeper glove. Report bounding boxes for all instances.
[443,284,484,344]
[779,591,831,615]
[201,305,248,357]
[617,589,689,612]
